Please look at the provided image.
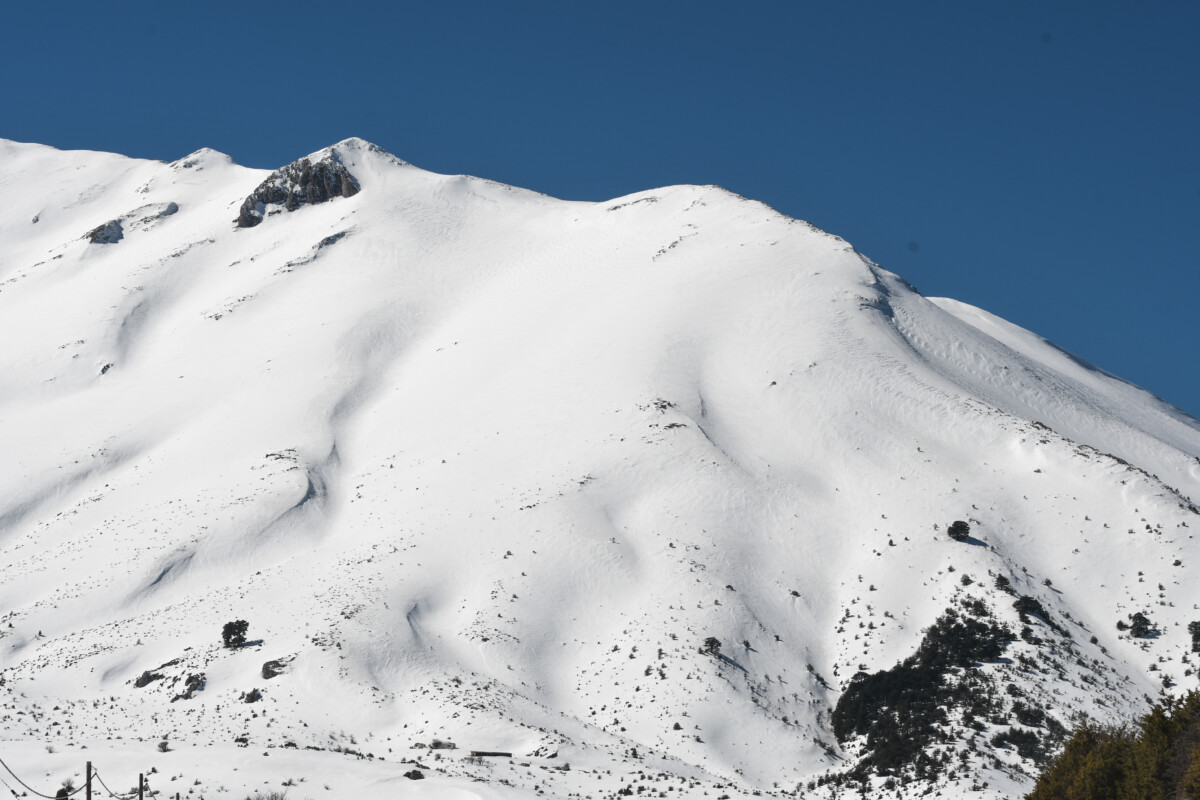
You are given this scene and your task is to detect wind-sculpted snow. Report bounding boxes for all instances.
[0,137,1197,800]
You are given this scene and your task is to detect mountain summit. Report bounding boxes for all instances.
[0,138,1197,799]
[233,139,407,228]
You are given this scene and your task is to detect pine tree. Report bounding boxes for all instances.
[1179,747,1200,799]
[1027,692,1200,800]
[1130,612,1154,638]
[222,619,249,648]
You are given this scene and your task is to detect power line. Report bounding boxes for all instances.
[90,769,138,800]
[0,754,85,799]
[0,772,23,798]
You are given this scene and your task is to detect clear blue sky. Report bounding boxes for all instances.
[6,1,1199,416]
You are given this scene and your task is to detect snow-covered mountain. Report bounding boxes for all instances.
[1,137,1198,800]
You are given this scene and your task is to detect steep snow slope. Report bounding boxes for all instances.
[1,137,1198,800]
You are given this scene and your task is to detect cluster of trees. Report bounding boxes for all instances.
[1027,692,1200,800]
[832,605,1014,775]
[1115,612,1156,638]
[1013,595,1068,639]
[222,620,249,648]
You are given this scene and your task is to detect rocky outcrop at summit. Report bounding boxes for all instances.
[235,155,360,228]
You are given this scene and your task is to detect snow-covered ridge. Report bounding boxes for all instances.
[0,137,1198,800]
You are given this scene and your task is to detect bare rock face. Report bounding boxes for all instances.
[84,202,177,244]
[235,156,360,228]
[86,219,124,244]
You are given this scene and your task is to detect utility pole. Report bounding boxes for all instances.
[85,761,91,800]
[138,772,144,800]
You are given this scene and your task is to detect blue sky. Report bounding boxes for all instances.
[6,1,1199,415]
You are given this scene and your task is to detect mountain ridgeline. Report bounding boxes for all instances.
[0,136,1198,799]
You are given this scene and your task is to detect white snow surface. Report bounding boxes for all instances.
[1,136,1199,800]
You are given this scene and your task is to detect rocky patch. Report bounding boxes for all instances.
[84,202,179,244]
[85,219,123,244]
[236,155,360,228]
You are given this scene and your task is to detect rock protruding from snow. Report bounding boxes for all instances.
[171,148,235,171]
[235,154,360,228]
[85,219,124,244]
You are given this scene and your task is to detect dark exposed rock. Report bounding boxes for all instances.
[86,219,124,244]
[171,672,205,702]
[236,155,360,228]
[133,670,163,688]
[139,202,179,224]
[84,202,176,244]
[318,230,349,248]
[403,770,424,780]
[262,659,285,679]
